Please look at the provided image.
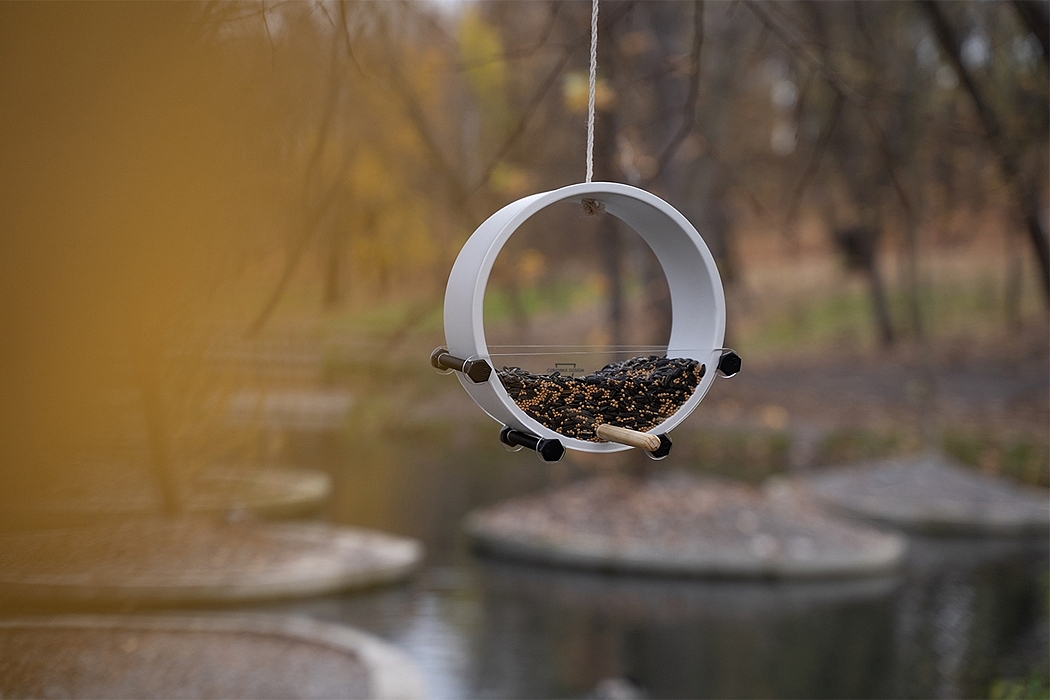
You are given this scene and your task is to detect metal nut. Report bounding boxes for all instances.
[717,350,741,377]
[463,358,492,384]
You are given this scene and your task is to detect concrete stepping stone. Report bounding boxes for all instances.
[465,472,906,578]
[803,452,1050,536]
[0,614,424,699]
[0,520,422,606]
[1,467,332,528]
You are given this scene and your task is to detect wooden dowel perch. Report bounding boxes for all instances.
[595,424,661,452]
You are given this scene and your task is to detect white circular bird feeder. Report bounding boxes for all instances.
[432,182,737,461]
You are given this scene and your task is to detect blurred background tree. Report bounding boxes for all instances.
[0,0,1046,518]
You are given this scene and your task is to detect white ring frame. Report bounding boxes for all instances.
[443,182,726,453]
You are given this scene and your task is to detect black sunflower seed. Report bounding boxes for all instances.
[496,356,704,442]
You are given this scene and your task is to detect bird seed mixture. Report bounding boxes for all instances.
[496,356,705,441]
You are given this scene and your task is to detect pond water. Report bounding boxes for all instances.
[250,434,1049,699]
[256,537,1046,700]
[6,385,1043,699]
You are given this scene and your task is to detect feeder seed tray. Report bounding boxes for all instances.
[436,182,734,457]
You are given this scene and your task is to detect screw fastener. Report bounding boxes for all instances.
[431,346,492,384]
[500,426,565,463]
[717,350,742,378]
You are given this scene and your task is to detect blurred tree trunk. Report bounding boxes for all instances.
[833,226,896,348]
[919,0,1050,305]
[637,1,704,345]
[248,9,350,336]
[682,4,743,292]
[1006,226,1026,328]
[868,261,895,348]
[810,2,898,347]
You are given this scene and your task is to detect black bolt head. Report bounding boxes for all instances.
[717,350,741,377]
[647,434,672,460]
[430,346,450,372]
[463,358,492,384]
[535,438,565,463]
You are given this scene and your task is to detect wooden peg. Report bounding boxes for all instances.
[595,424,661,452]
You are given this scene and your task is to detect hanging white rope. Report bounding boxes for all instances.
[585,0,599,183]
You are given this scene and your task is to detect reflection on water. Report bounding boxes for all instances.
[465,563,899,699]
[5,377,1044,699]
[891,537,1049,700]
[261,537,1046,699]
[242,419,1050,700]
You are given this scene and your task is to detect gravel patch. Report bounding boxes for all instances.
[0,519,422,605]
[0,614,423,699]
[804,452,1050,536]
[465,472,905,578]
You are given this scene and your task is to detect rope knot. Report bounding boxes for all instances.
[581,198,605,216]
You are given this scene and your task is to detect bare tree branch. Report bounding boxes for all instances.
[197,0,299,30]
[246,155,356,338]
[453,1,566,71]
[314,0,336,29]
[755,0,924,337]
[920,0,1050,303]
[748,1,918,225]
[467,1,635,196]
[260,1,278,66]
[397,0,458,52]
[782,91,843,240]
[680,135,768,218]
[467,47,575,195]
[381,42,473,209]
[247,11,351,337]
[744,1,868,105]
